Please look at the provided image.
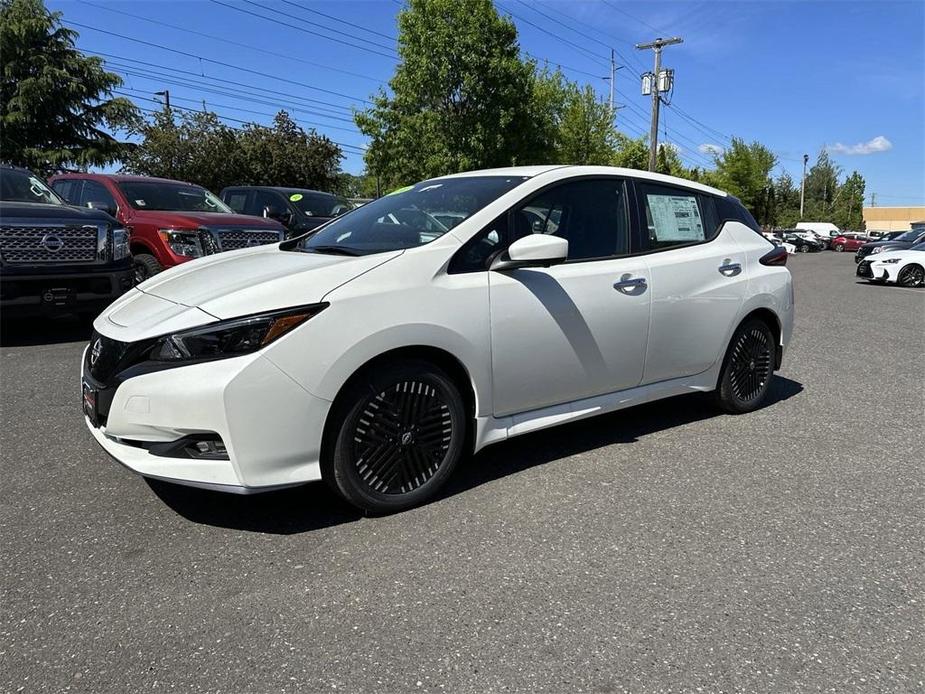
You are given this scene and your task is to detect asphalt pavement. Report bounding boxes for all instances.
[1,251,923,693]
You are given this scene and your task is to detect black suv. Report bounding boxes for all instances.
[1,164,133,316]
[220,186,352,237]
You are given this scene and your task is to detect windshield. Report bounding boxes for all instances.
[299,175,528,255]
[0,169,66,205]
[118,180,233,213]
[895,230,923,243]
[910,241,925,251]
[289,191,352,218]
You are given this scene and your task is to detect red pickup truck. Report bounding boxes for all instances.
[48,174,286,282]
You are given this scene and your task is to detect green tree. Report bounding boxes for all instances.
[237,111,342,191]
[121,109,240,192]
[772,172,802,228]
[833,170,865,231]
[555,84,616,165]
[122,109,342,193]
[803,149,841,221]
[611,133,650,170]
[0,0,137,173]
[355,0,539,185]
[708,137,777,219]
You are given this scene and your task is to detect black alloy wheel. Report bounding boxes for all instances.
[714,319,777,414]
[325,360,466,513]
[798,244,809,253]
[898,264,925,288]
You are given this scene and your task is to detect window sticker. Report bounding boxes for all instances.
[647,194,704,242]
[289,193,303,202]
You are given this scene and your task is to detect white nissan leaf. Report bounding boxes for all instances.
[82,166,794,512]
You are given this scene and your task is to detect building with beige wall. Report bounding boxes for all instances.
[863,206,925,232]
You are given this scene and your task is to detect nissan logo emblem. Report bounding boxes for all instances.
[41,233,64,252]
[89,338,102,366]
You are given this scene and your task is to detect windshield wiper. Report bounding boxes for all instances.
[304,245,362,256]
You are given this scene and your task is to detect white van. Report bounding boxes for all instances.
[796,222,840,237]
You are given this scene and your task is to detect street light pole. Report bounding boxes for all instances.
[636,36,682,172]
[800,153,809,219]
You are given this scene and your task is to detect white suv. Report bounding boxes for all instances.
[81,166,794,512]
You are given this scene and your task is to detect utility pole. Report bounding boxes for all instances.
[154,90,170,110]
[636,36,682,171]
[870,192,877,207]
[602,50,623,125]
[800,153,809,219]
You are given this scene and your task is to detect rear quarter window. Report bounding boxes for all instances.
[716,196,761,233]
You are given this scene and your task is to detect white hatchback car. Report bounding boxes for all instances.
[82,166,794,512]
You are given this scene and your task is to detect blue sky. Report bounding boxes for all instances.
[49,0,925,205]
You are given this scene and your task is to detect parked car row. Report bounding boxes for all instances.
[0,164,352,316]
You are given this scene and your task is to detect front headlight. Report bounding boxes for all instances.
[112,227,130,261]
[878,258,901,264]
[159,229,203,258]
[871,246,884,254]
[149,304,328,362]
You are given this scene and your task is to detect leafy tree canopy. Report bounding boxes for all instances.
[0,0,137,173]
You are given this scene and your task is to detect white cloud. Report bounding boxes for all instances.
[661,142,682,154]
[698,143,724,155]
[826,135,893,155]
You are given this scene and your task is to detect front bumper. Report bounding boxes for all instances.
[1,265,134,315]
[81,347,331,493]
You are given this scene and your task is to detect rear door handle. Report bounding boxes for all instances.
[613,274,647,293]
[718,259,742,276]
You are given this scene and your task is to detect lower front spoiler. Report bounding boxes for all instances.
[85,416,311,495]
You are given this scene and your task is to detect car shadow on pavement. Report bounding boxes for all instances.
[0,314,95,347]
[149,376,803,535]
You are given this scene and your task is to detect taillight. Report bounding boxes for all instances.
[760,246,788,266]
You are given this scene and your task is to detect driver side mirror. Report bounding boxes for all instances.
[86,200,116,217]
[265,204,293,226]
[490,234,568,271]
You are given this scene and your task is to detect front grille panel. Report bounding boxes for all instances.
[1,224,100,264]
[216,229,281,251]
[856,260,873,278]
[86,332,133,384]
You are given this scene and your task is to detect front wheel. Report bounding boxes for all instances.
[324,360,467,513]
[834,243,845,252]
[798,244,809,253]
[714,319,777,414]
[898,264,925,288]
[133,254,164,284]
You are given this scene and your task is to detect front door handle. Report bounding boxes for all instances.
[718,259,742,276]
[613,274,647,294]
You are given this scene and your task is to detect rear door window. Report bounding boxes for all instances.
[224,190,248,213]
[637,183,710,250]
[51,179,80,204]
[79,180,117,211]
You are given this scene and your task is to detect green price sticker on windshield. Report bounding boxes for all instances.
[289,193,303,202]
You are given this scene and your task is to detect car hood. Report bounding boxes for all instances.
[870,248,921,262]
[860,240,910,251]
[0,201,115,223]
[127,209,284,230]
[96,246,402,340]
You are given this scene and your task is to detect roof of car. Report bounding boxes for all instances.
[51,173,199,185]
[435,165,728,197]
[223,185,341,197]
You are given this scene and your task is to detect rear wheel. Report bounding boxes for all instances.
[714,319,777,414]
[834,243,845,252]
[898,264,925,288]
[324,360,467,513]
[798,244,809,253]
[133,254,163,284]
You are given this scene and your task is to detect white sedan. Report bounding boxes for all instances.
[858,242,925,287]
[81,166,794,512]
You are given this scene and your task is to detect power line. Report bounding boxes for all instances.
[496,1,610,68]
[115,88,362,135]
[78,0,386,84]
[130,103,366,154]
[276,0,398,42]
[601,0,668,37]
[210,0,397,59]
[66,21,372,105]
[88,50,359,117]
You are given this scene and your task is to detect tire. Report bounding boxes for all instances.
[897,263,925,288]
[834,243,845,252]
[323,359,467,513]
[134,254,163,284]
[798,244,809,253]
[713,318,777,414]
